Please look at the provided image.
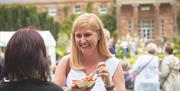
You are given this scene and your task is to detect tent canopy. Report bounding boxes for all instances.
[0,31,56,63]
[0,31,55,47]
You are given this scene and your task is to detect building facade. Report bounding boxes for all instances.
[36,0,114,22]
[0,0,114,22]
[116,0,180,43]
[1,0,180,43]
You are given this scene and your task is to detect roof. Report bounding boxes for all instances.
[0,0,113,4]
[0,0,62,4]
[0,31,56,47]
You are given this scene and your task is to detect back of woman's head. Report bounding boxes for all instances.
[4,26,50,81]
[146,42,158,55]
[164,42,173,54]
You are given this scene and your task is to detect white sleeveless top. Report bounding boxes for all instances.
[66,57,119,91]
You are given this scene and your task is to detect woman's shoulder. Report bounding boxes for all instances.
[105,57,120,76]
[42,82,63,91]
[105,57,119,63]
[0,81,63,91]
[105,57,120,68]
[57,54,70,66]
[59,54,70,62]
[141,54,159,59]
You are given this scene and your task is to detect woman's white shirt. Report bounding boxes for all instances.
[66,57,119,91]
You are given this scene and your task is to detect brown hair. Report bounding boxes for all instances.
[164,42,173,54]
[5,26,50,81]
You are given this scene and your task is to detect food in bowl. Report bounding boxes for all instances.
[72,75,95,88]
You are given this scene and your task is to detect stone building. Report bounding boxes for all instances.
[1,0,180,43]
[116,0,180,43]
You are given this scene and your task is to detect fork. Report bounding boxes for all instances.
[89,70,99,80]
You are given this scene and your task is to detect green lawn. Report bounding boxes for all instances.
[126,89,133,91]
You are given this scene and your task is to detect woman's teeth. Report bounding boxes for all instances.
[81,43,89,48]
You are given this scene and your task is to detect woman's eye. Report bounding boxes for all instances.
[84,33,92,37]
[75,34,82,38]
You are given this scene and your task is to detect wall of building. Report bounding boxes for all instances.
[35,0,114,22]
[116,0,179,42]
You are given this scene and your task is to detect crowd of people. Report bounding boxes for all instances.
[0,13,179,91]
[122,42,180,91]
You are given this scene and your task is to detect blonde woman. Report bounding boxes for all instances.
[53,13,125,91]
[129,43,160,91]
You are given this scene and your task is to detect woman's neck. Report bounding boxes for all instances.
[83,53,104,64]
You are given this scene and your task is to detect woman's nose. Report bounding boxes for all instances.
[80,36,87,43]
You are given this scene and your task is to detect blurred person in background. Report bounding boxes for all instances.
[103,28,116,56]
[129,43,160,91]
[129,39,136,57]
[0,51,4,81]
[53,13,126,91]
[121,38,129,58]
[0,48,4,82]
[159,42,180,91]
[0,27,63,91]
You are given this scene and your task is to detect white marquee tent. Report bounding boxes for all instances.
[0,31,56,63]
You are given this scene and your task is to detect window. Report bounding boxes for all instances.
[160,19,165,37]
[138,20,154,40]
[99,4,107,14]
[140,6,150,11]
[128,20,131,33]
[48,6,57,16]
[74,5,81,13]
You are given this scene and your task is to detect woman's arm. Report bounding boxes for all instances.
[97,62,126,91]
[53,55,70,87]
[112,63,126,91]
[159,57,170,85]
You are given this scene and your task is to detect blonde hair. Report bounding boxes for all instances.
[70,13,112,69]
[146,42,158,54]
[103,28,110,44]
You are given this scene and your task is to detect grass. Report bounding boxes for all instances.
[126,89,133,91]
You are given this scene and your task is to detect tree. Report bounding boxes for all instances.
[177,12,180,35]
[100,14,116,34]
[56,14,79,57]
[99,6,116,34]
[86,2,93,13]
[63,5,68,19]
[0,5,61,41]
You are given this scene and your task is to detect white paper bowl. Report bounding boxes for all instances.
[76,81,95,88]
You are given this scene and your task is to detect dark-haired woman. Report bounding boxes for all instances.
[160,42,180,91]
[0,27,63,91]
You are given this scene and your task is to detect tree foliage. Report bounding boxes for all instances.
[100,14,116,34]
[0,5,61,40]
[56,14,79,57]
[99,6,116,34]
[86,2,93,13]
[177,12,180,35]
[63,5,68,19]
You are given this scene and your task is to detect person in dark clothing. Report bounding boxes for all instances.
[0,26,63,91]
[0,56,4,81]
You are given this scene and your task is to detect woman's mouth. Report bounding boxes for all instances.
[80,42,90,48]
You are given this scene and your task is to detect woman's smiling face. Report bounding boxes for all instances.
[74,27,99,53]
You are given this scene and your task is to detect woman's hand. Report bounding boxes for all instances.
[96,62,111,86]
